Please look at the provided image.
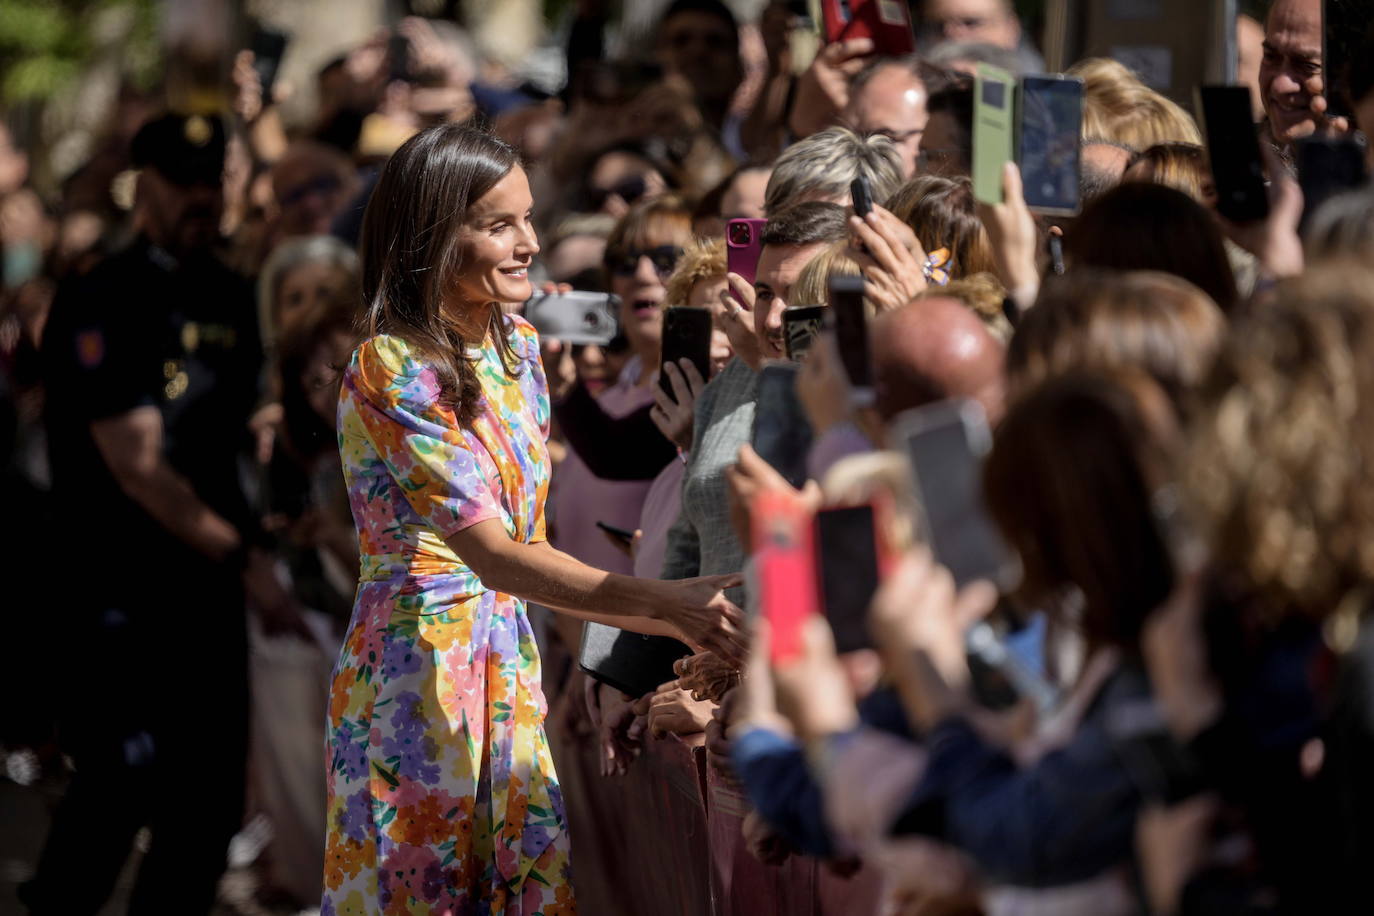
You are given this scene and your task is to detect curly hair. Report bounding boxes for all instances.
[663,236,727,307]
[1187,263,1374,626]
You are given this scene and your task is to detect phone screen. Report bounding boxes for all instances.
[973,64,1016,205]
[659,307,713,398]
[827,276,872,393]
[815,505,881,653]
[751,363,813,489]
[1018,76,1083,215]
[783,305,826,361]
[898,400,1015,589]
[1198,85,1269,223]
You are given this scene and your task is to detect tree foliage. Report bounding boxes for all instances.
[0,0,160,104]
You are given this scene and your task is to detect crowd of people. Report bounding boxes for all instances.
[5,0,1374,913]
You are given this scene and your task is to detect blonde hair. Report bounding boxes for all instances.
[664,237,727,308]
[790,241,881,313]
[1188,263,1374,629]
[1069,58,1201,149]
[1126,143,1214,206]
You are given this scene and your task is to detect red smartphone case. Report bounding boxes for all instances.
[751,489,820,665]
[726,218,767,286]
[820,0,915,56]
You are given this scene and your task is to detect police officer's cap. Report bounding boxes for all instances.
[130,112,227,187]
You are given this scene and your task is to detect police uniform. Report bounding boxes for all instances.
[24,113,264,915]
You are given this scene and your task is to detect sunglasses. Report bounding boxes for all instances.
[608,245,684,278]
[588,175,649,212]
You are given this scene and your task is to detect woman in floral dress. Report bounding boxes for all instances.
[322,125,744,915]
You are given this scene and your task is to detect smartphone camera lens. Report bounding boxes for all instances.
[728,222,753,246]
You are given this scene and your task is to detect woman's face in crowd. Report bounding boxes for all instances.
[572,343,630,396]
[454,165,539,309]
[277,260,348,333]
[589,152,668,218]
[721,168,770,220]
[687,274,734,376]
[610,227,686,359]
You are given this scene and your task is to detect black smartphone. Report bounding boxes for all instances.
[388,33,411,83]
[579,621,691,699]
[783,305,827,361]
[1197,85,1270,223]
[1323,0,1374,122]
[891,398,1019,590]
[658,306,713,400]
[1017,74,1083,216]
[815,505,882,654]
[1297,135,1368,228]
[751,362,813,489]
[850,175,874,218]
[249,25,289,100]
[595,520,636,546]
[827,276,873,404]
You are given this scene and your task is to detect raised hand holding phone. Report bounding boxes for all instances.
[719,272,765,370]
[651,359,705,451]
[848,205,928,312]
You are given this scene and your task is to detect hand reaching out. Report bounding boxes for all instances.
[848,205,928,313]
[788,38,874,138]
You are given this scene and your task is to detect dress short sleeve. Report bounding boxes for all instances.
[346,335,505,539]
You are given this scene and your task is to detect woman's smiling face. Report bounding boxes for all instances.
[452,165,540,309]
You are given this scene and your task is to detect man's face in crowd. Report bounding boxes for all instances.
[657,11,742,106]
[138,169,223,255]
[754,241,828,360]
[845,64,929,178]
[1260,0,1323,145]
[922,0,1020,51]
[918,110,970,177]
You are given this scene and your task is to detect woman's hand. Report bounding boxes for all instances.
[788,37,874,138]
[646,679,717,737]
[869,547,996,685]
[977,162,1042,310]
[653,574,747,664]
[597,683,642,776]
[719,272,765,370]
[797,331,852,435]
[849,205,928,313]
[651,359,705,451]
[674,650,741,702]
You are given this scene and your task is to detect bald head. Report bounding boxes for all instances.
[872,296,1006,424]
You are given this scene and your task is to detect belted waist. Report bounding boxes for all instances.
[357,524,471,583]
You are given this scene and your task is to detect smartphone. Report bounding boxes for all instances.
[522,290,619,345]
[1323,0,1374,121]
[752,489,820,665]
[820,0,915,55]
[388,33,411,83]
[1296,135,1368,229]
[659,307,714,399]
[973,64,1017,206]
[814,503,894,654]
[1017,75,1083,216]
[595,519,636,546]
[249,26,289,101]
[783,305,827,361]
[827,276,873,405]
[726,218,767,286]
[1197,85,1270,223]
[850,175,874,218]
[751,363,813,489]
[579,622,691,699]
[891,398,1019,590]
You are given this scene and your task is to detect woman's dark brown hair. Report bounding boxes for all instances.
[359,124,522,426]
[885,175,997,279]
[1064,182,1239,313]
[984,370,1178,651]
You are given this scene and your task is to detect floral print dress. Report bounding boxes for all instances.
[324,319,574,916]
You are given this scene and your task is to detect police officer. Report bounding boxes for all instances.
[25,112,305,915]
